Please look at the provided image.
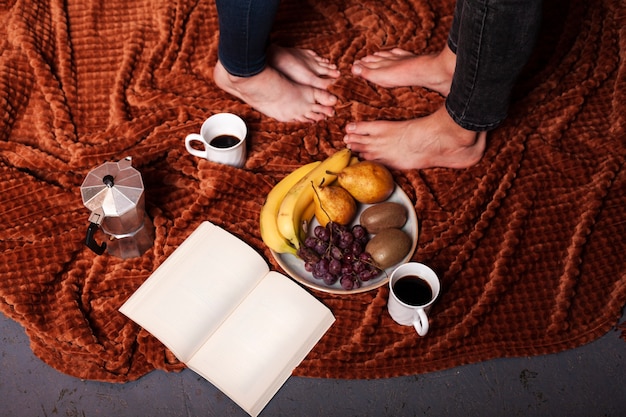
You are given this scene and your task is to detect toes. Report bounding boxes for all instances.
[389,48,413,56]
[313,89,338,107]
[316,103,335,118]
[316,65,340,79]
[304,106,332,122]
[373,50,394,58]
[344,121,381,136]
[314,55,332,65]
[351,63,364,76]
[311,57,339,78]
[318,61,338,70]
[303,49,319,59]
[306,74,335,90]
[360,54,384,63]
[342,134,368,153]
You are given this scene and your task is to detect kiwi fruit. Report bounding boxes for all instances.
[365,228,412,269]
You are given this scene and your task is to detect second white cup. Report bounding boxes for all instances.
[185,113,247,168]
[387,262,441,336]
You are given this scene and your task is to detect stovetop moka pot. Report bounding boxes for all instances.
[80,156,154,259]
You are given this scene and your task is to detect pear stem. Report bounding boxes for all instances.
[311,181,333,224]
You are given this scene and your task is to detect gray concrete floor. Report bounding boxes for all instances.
[1,309,625,417]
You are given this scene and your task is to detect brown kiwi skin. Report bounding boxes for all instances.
[365,228,412,269]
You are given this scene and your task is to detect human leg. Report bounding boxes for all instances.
[215,0,279,77]
[213,0,339,122]
[345,0,542,169]
[447,0,543,131]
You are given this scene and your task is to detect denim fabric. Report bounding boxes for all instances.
[446,0,543,131]
[215,0,280,77]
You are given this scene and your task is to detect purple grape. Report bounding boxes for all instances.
[350,241,363,256]
[353,260,365,273]
[322,273,338,285]
[329,222,343,234]
[304,236,318,249]
[317,258,329,273]
[329,223,344,242]
[329,259,342,275]
[312,268,324,279]
[299,218,380,289]
[298,247,320,263]
[330,246,343,260]
[352,225,367,240]
[315,225,330,241]
[340,275,354,290]
[338,230,354,249]
[359,269,373,282]
[359,252,372,263]
[314,240,328,255]
[369,269,381,280]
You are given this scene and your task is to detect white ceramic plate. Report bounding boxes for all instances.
[271,185,418,294]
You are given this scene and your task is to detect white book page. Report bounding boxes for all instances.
[119,222,269,362]
[187,271,335,417]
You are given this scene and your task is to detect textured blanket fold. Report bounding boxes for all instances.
[1,0,624,382]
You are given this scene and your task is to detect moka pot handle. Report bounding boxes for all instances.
[85,211,106,255]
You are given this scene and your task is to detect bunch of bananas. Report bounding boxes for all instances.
[259,148,353,255]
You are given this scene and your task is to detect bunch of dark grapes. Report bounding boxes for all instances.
[297,222,381,290]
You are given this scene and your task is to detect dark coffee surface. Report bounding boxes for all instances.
[210,135,240,148]
[393,276,433,306]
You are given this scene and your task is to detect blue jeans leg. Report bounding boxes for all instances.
[446,0,543,131]
[215,0,280,77]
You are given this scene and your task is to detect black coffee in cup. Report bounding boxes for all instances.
[210,135,240,149]
[392,275,433,306]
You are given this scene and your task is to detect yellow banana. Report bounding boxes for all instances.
[301,201,316,232]
[260,161,321,254]
[277,148,352,249]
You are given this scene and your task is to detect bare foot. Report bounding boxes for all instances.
[351,46,456,96]
[214,60,338,123]
[268,45,340,90]
[343,106,486,170]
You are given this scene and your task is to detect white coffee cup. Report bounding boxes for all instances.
[185,113,247,168]
[387,262,441,336]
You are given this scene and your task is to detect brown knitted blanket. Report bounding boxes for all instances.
[1,0,625,383]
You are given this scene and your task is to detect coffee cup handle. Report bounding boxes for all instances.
[412,308,429,336]
[185,133,207,158]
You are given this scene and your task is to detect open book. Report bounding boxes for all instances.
[119,221,335,417]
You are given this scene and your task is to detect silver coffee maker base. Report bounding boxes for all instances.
[103,216,155,259]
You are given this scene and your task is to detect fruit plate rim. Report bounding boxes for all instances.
[270,184,419,295]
